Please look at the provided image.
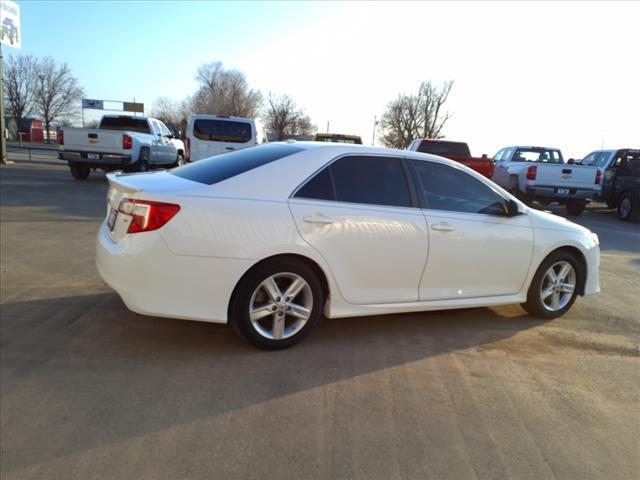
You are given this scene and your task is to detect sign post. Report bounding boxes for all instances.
[1,0,21,164]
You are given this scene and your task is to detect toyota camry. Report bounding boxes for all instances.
[96,142,600,349]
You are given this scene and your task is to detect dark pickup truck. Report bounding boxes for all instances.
[407,139,494,178]
[601,149,640,221]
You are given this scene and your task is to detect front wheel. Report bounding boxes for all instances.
[230,259,324,350]
[617,193,639,222]
[522,251,583,319]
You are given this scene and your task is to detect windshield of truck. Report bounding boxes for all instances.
[512,148,563,164]
[417,141,470,157]
[99,117,151,134]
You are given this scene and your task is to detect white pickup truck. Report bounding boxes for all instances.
[491,146,602,215]
[59,115,185,180]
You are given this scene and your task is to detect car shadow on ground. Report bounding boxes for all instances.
[1,292,547,474]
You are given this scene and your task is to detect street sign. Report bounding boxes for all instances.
[82,98,104,110]
[0,0,21,49]
[123,101,144,113]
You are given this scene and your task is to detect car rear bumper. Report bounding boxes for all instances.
[61,151,132,166]
[95,222,254,323]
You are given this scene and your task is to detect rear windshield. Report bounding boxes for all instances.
[192,119,252,143]
[170,144,304,185]
[512,148,563,164]
[418,141,470,157]
[99,117,150,134]
[314,134,363,144]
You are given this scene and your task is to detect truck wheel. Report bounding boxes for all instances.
[566,201,586,216]
[69,162,90,180]
[617,193,639,222]
[136,148,150,172]
[174,153,185,167]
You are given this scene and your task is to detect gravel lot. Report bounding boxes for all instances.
[1,161,638,480]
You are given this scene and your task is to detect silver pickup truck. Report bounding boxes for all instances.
[59,115,185,180]
[491,146,601,215]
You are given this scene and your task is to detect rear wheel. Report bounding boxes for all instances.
[522,250,582,319]
[230,259,324,350]
[69,162,90,180]
[617,193,639,222]
[136,148,150,172]
[566,200,586,216]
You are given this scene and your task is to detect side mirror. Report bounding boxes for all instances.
[506,199,523,217]
[567,158,575,165]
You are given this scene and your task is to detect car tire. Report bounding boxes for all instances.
[174,153,185,168]
[230,259,324,350]
[522,250,583,319]
[69,162,90,180]
[566,201,586,216]
[617,193,639,222]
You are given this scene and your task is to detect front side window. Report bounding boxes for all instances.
[294,155,412,208]
[412,160,507,215]
[493,149,505,162]
[192,119,252,143]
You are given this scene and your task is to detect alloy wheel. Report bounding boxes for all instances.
[540,260,576,312]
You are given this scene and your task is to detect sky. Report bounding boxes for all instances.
[5,0,639,158]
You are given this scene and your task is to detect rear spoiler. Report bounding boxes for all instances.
[106,171,143,193]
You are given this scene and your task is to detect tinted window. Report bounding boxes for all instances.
[193,119,252,143]
[100,116,151,134]
[412,160,507,215]
[418,141,470,157]
[330,156,411,207]
[171,144,303,185]
[493,149,505,162]
[295,168,335,201]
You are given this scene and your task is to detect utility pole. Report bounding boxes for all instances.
[0,45,9,164]
[326,121,329,133]
[371,115,377,146]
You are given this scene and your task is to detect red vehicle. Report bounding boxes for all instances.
[407,139,494,178]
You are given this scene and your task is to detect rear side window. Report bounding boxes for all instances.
[171,144,303,185]
[412,160,507,215]
[192,119,252,143]
[511,148,563,164]
[295,155,412,208]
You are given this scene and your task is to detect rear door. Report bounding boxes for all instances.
[288,154,428,305]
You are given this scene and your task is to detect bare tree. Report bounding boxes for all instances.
[379,80,454,149]
[34,57,84,142]
[262,93,316,141]
[151,96,184,133]
[3,54,38,129]
[191,61,262,118]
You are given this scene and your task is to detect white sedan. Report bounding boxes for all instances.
[96,142,600,349]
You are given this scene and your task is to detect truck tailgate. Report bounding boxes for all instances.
[62,128,124,154]
[533,164,600,189]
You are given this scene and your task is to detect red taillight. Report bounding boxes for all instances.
[118,199,180,234]
[526,165,537,180]
[58,130,64,145]
[595,169,602,185]
[185,137,190,161]
[122,134,133,150]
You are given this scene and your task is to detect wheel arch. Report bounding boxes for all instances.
[543,245,588,295]
[227,253,331,321]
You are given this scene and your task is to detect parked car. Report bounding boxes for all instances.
[185,114,257,162]
[491,146,602,215]
[59,115,184,180]
[97,142,600,350]
[313,133,363,144]
[407,139,494,178]
[599,149,640,221]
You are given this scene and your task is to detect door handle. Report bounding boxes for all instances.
[225,147,235,151]
[431,222,454,232]
[303,214,334,225]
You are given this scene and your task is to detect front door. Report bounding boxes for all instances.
[410,159,534,300]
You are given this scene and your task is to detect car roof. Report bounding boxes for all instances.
[507,146,562,150]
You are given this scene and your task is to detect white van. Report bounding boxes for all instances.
[185,115,257,162]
